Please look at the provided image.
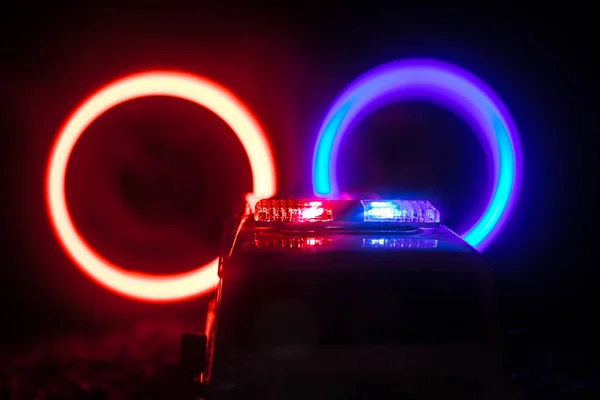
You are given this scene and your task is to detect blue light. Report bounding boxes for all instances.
[363,201,399,220]
[314,102,353,196]
[312,59,522,251]
[369,201,392,207]
[463,116,516,249]
[363,237,439,249]
[361,200,440,223]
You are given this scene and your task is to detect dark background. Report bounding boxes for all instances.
[1,0,598,397]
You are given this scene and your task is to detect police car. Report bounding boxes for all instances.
[181,198,519,399]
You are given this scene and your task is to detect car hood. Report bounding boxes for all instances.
[211,345,510,398]
[227,344,500,375]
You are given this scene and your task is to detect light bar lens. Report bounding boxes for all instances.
[361,200,440,223]
[254,200,333,223]
[362,237,439,249]
[254,199,440,225]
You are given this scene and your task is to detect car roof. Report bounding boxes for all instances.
[219,218,488,280]
[225,216,480,261]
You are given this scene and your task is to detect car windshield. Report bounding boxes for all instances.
[228,262,487,347]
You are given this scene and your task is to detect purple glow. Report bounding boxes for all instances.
[312,59,523,251]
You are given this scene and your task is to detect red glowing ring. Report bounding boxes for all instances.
[46,71,277,302]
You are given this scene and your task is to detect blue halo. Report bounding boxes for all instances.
[312,59,523,251]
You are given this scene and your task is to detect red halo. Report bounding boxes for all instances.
[46,71,277,302]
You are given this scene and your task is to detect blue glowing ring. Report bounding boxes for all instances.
[312,59,523,251]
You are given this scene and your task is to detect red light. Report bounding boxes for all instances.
[205,298,217,337]
[301,202,326,220]
[46,71,277,302]
[254,236,331,250]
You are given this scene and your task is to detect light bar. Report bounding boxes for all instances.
[254,198,441,226]
[254,199,333,223]
[361,200,440,223]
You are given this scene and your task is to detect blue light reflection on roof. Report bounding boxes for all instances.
[250,231,473,253]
